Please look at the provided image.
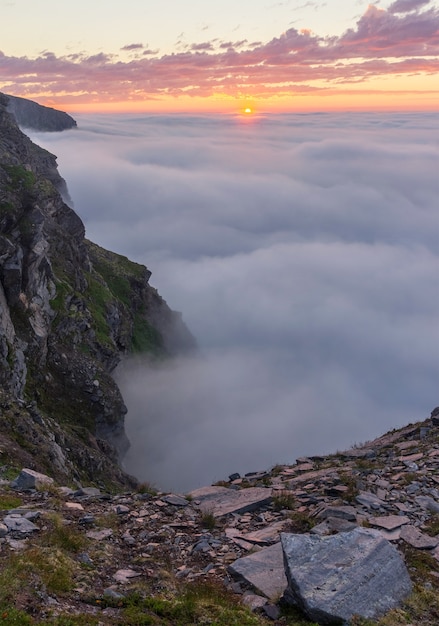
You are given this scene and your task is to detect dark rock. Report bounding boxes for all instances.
[263,604,281,620]
[162,494,189,507]
[281,528,412,624]
[229,473,241,482]
[228,542,287,600]
[5,94,77,132]
[11,468,54,490]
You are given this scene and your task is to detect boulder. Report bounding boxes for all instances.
[228,542,287,600]
[11,468,54,491]
[281,528,412,624]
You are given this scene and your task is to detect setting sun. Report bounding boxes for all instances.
[244,107,253,114]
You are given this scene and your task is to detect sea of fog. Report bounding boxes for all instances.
[28,112,439,492]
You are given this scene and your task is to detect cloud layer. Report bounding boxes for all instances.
[2,2,439,105]
[28,112,439,491]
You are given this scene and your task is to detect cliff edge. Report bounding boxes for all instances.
[0,93,195,488]
[5,93,77,132]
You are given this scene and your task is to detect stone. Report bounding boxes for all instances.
[400,525,439,549]
[281,528,412,624]
[3,514,39,536]
[263,604,281,620]
[356,491,386,510]
[189,486,272,518]
[113,569,142,583]
[368,515,410,530]
[241,521,288,545]
[11,468,54,491]
[86,529,113,541]
[316,505,357,522]
[311,517,357,536]
[415,496,439,514]
[162,495,189,507]
[228,542,287,600]
[0,523,8,537]
[74,487,101,497]
[242,593,267,611]
[64,502,84,511]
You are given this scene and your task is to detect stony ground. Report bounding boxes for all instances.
[0,413,438,625]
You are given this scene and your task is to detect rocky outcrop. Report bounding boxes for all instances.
[281,529,412,624]
[5,93,77,132]
[0,93,195,487]
[0,413,438,624]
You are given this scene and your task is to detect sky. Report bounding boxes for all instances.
[1,0,439,112]
[27,111,439,492]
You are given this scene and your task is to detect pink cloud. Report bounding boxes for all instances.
[388,0,431,14]
[0,4,438,104]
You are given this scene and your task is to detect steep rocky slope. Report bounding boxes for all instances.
[0,93,195,488]
[5,94,77,131]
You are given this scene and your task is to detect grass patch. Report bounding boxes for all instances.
[131,313,164,354]
[96,582,267,626]
[0,493,22,510]
[288,510,316,533]
[200,510,216,531]
[4,165,36,192]
[40,513,87,553]
[338,472,359,502]
[273,490,296,511]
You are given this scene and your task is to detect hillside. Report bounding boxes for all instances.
[0,92,195,488]
[0,410,437,625]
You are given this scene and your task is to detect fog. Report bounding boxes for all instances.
[28,112,439,492]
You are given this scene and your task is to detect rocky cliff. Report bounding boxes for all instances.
[5,94,77,131]
[0,93,195,488]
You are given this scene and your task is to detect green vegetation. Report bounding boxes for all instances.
[83,274,114,347]
[41,513,87,553]
[4,165,36,192]
[131,313,164,354]
[0,493,22,510]
[200,510,216,531]
[273,490,296,511]
[93,583,268,626]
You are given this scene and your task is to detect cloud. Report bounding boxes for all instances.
[1,3,438,104]
[388,0,431,13]
[27,112,439,491]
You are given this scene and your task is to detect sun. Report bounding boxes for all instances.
[244,107,253,114]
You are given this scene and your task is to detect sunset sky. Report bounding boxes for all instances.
[1,0,438,113]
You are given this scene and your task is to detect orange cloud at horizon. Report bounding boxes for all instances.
[1,3,438,114]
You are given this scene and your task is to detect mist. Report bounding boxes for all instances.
[28,112,439,492]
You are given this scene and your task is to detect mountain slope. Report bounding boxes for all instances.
[0,93,195,487]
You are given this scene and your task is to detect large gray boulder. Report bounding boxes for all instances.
[11,468,54,491]
[281,528,412,624]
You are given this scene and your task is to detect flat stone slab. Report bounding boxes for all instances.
[189,486,272,518]
[281,528,412,624]
[316,505,357,522]
[3,515,39,536]
[311,517,358,536]
[356,491,386,510]
[228,542,287,600]
[162,495,189,507]
[241,521,288,545]
[113,569,142,583]
[415,496,439,514]
[400,525,439,549]
[368,515,410,530]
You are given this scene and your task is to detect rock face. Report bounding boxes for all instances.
[0,93,195,486]
[5,94,77,132]
[281,528,413,624]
